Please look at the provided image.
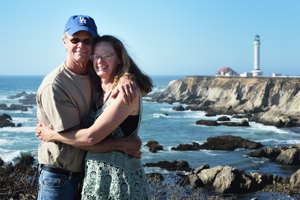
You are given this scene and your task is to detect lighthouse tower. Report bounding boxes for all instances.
[251,34,263,76]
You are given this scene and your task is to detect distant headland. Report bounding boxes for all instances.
[150,76,300,127]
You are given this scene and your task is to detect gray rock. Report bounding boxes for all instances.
[200,135,263,150]
[249,172,274,187]
[221,119,250,127]
[4,104,28,111]
[248,146,285,158]
[196,120,220,126]
[18,93,36,105]
[0,113,12,121]
[188,174,203,189]
[0,104,7,109]
[205,109,217,117]
[290,169,300,185]
[171,142,201,151]
[275,148,300,165]
[193,164,210,175]
[7,91,27,99]
[145,140,163,153]
[212,166,241,193]
[172,105,185,111]
[0,113,15,128]
[198,165,223,186]
[217,116,230,121]
[144,160,191,172]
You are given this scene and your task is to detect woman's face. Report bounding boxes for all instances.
[92,42,120,80]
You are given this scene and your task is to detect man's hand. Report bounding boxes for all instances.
[111,76,137,105]
[35,119,54,142]
[122,135,143,159]
[35,119,44,141]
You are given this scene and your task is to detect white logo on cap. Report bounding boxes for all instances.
[79,17,86,24]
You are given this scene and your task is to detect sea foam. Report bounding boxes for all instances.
[0,126,35,133]
[0,149,21,163]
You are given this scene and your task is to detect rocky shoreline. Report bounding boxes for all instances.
[2,80,300,199]
[0,123,299,199]
[150,76,300,128]
[1,155,300,200]
[145,76,300,198]
[143,138,300,196]
[1,138,295,198]
[0,156,38,200]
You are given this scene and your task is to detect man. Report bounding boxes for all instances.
[36,15,141,200]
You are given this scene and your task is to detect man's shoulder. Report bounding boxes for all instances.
[45,63,66,81]
[40,63,69,87]
[37,63,66,95]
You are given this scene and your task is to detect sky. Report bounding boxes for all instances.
[1,0,299,76]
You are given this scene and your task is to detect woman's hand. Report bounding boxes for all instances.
[111,76,137,105]
[35,119,55,142]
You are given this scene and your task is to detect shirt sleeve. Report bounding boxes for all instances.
[40,84,80,132]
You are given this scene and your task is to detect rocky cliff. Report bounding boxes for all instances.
[150,76,300,127]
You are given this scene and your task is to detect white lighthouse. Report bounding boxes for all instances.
[251,34,263,76]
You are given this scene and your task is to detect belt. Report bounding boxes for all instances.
[40,164,82,177]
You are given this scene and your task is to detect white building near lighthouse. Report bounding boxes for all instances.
[251,34,263,76]
[215,67,239,76]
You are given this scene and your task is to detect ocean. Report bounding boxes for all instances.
[1,75,300,199]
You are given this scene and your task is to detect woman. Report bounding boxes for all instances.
[36,35,153,199]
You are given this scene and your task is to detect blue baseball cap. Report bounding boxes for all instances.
[64,15,97,37]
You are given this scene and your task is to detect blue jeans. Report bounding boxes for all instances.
[38,165,81,200]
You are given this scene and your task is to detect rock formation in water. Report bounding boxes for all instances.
[248,143,300,165]
[7,91,36,105]
[170,135,262,151]
[0,113,22,128]
[0,103,33,111]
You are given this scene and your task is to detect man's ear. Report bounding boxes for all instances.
[63,37,68,50]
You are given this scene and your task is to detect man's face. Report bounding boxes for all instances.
[63,31,93,64]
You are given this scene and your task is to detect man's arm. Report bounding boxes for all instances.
[80,135,143,159]
[111,75,136,105]
[111,75,148,102]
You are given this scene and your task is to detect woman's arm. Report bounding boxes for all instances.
[36,89,139,147]
[81,135,143,159]
[36,124,143,159]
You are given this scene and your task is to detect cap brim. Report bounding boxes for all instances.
[67,26,97,37]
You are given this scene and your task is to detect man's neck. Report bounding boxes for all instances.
[65,59,89,75]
